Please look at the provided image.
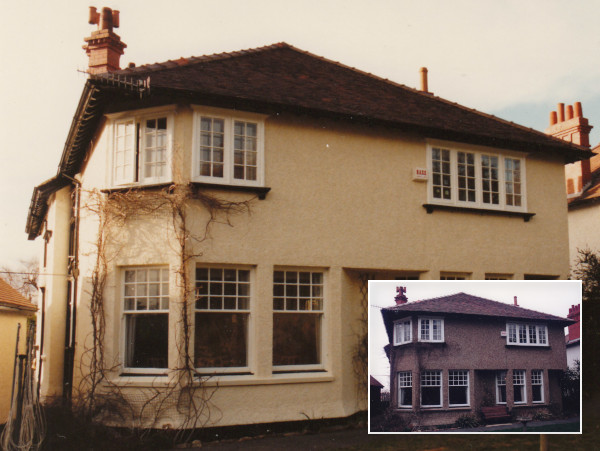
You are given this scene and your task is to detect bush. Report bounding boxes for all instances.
[370,408,412,432]
[454,414,481,429]
[532,410,554,421]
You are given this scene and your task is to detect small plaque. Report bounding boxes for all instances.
[500,331,507,337]
[413,167,428,181]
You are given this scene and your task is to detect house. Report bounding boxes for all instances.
[380,291,573,427]
[25,7,590,429]
[544,102,599,267]
[0,278,36,424]
[565,304,580,368]
[370,376,384,415]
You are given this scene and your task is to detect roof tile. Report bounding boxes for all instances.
[0,278,36,312]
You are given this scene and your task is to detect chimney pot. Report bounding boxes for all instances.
[558,103,565,122]
[513,296,518,306]
[83,6,127,75]
[394,286,408,305]
[112,10,120,28]
[574,102,583,118]
[101,7,113,31]
[88,6,99,25]
[419,67,428,93]
[550,111,557,126]
[567,105,574,121]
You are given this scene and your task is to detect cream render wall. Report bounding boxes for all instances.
[568,204,600,269]
[41,104,572,427]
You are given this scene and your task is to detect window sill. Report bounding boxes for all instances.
[198,371,334,387]
[191,182,271,199]
[423,204,535,222]
[505,344,550,349]
[102,182,174,194]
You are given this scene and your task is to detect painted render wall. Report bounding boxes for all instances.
[568,204,600,269]
[40,104,572,427]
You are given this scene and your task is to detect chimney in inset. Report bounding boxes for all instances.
[395,286,408,305]
[567,304,580,342]
[419,67,429,94]
[513,296,518,306]
[83,6,127,75]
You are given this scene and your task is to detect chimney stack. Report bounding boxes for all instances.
[567,304,580,342]
[83,6,127,75]
[546,101,593,196]
[419,67,430,94]
[513,296,518,306]
[394,286,408,305]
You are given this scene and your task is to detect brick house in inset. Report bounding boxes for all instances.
[565,304,580,368]
[381,292,573,427]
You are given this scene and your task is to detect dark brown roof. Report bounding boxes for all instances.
[568,144,600,209]
[0,278,36,312]
[381,292,572,341]
[26,43,593,239]
[370,376,383,388]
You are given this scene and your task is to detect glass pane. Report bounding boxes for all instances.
[196,297,208,310]
[273,313,320,365]
[148,298,160,310]
[210,297,222,309]
[124,299,134,310]
[224,269,237,281]
[149,283,160,296]
[125,270,135,283]
[224,297,236,310]
[136,284,147,296]
[286,298,297,310]
[273,298,284,310]
[224,283,236,295]
[210,268,223,281]
[195,312,248,368]
[161,298,169,310]
[136,270,147,282]
[239,270,250,282]
[136,298,147,310]
[274,271,284,283]
[125,314,168,368]
[125,285,135,297]
[238,297,249,310]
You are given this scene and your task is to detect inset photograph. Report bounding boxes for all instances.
[369,281,581,433]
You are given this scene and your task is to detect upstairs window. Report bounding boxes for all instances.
[193,108,265,187]
[112,112,173,186]
[427,144,527,212]
[418,317,444,342]
[506,323,548,346]
[393,318,412,345]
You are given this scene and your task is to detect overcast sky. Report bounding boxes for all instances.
[369,280,581,390]
[1,1,600,268]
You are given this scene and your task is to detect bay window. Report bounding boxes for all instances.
[421,371,442,407]
[393,318,412,345]
[195,267,251,371]
[123,267,169,371]
[397,371,412,408]
[273,270,324,369]
[428,144,527,211]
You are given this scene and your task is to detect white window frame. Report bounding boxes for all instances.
[192,106,266,187]
[448,370,470,407]
[121,266,170,375]
[420,370,442,408]
[506,323,548,346]
[513,369,527,404]
[272,269,325,372]
[418,317,444,343]
[426,141,527,213]
[397,371,413,408]
[496,370,507,404]
[393,318,412,345]
[194,266,252,374]
[532,370,544,403]
[109,107,175,187]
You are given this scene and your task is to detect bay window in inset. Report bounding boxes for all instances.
[123,267,169,371]
[195,267,250,371]
[397,371,412,408]
[273,270,324,369]
[448,370,469,407]
[420,370,442,407]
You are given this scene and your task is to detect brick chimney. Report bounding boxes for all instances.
[394,286,408,305]
[567,304,580,342]
[513,296,518,306]
[83,7,127,75]
[546,102,593,196]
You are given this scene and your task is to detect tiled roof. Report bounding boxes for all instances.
[0,278,36,312]
[568,144,600,208]
[370,376,383,387]
[381,292,572,341]
[110,43,589,158]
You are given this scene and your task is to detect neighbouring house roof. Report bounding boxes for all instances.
[381,292,573,342]
[26,43,593,239]
[370,375,384,388]
[0,278,36,312]
[568,143,600,209]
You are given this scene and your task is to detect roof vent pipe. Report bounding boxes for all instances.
[514,296,518,306]
[419,67,429,93]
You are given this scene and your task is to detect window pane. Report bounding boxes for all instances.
[195,312,248,368]
[449,386,468,405]
[421,387,440,406]
[125,313,168,368]
[273,313,320,365]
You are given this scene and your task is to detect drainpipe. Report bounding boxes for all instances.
[61,175,81,404]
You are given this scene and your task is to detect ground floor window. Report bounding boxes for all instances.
[421,371,442,407]
[397,371,412,408]
[273,270,324,367]
[448,370,469,406]
[513,370,526,404]
[496,371,507,404]
[123,267,169,370]
[532,370,544,403]
[195,267,250,369]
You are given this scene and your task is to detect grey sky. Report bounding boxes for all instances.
[2,1,600,267]
[369,280,582,390]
